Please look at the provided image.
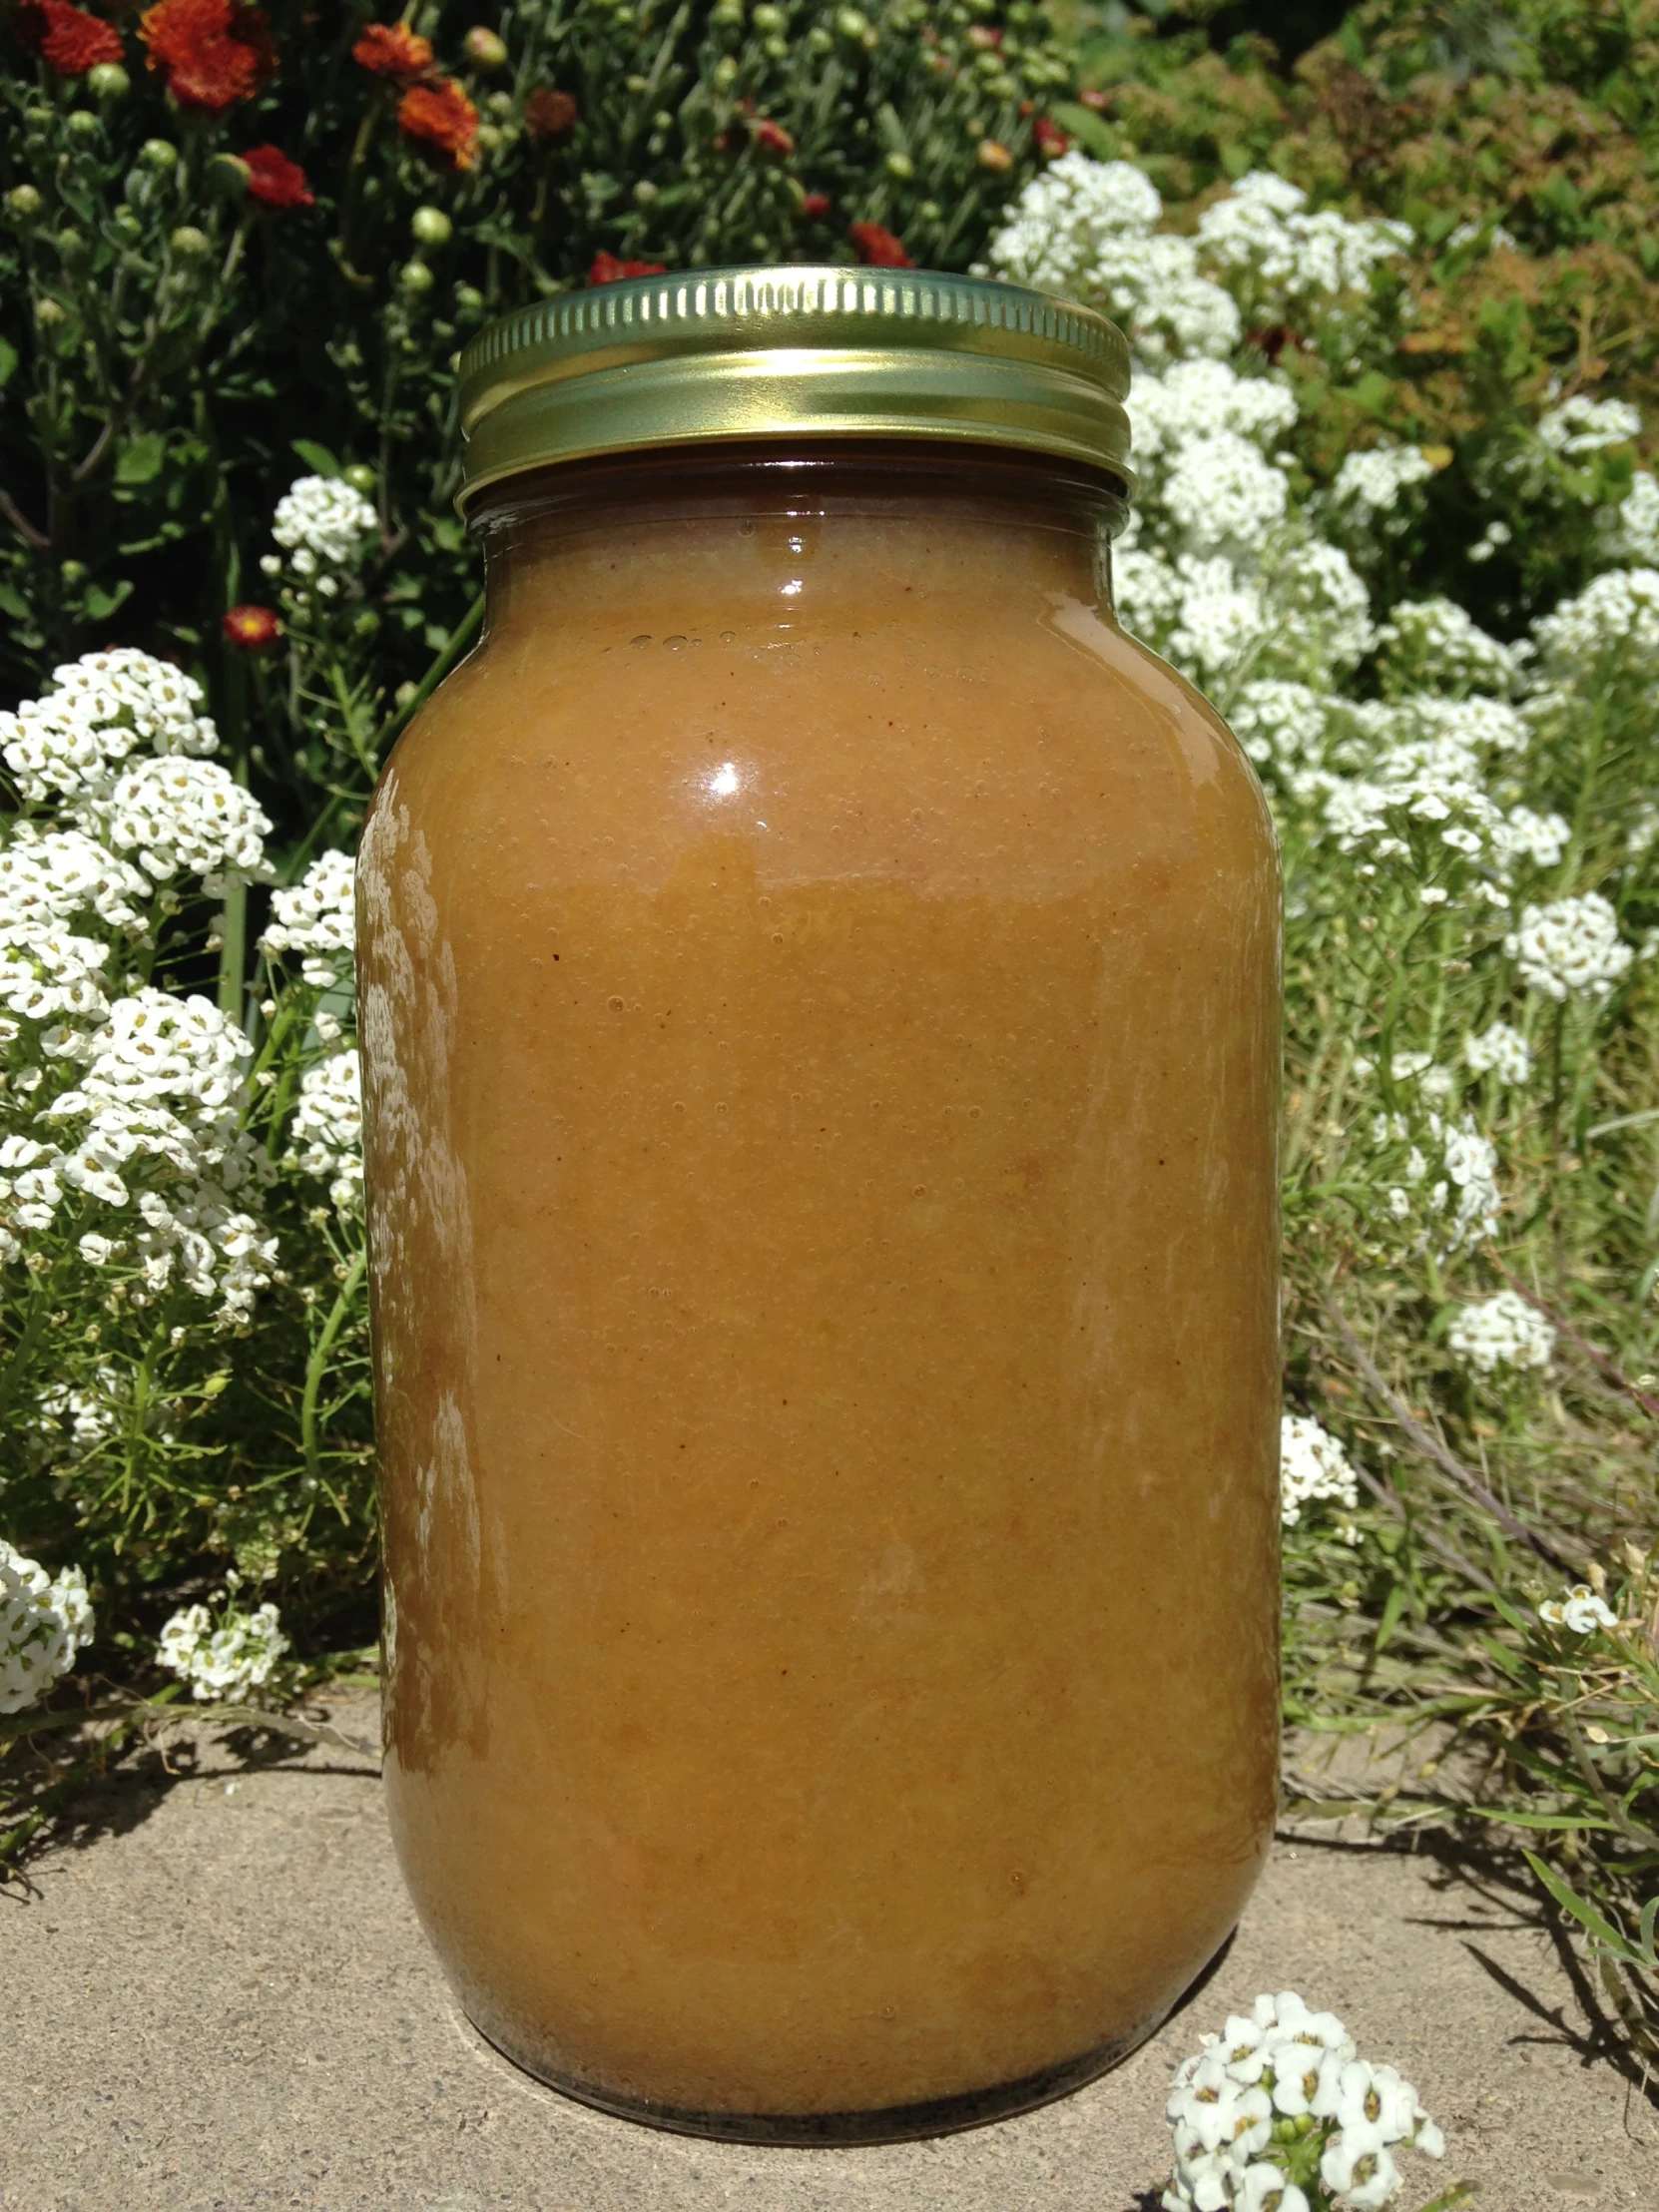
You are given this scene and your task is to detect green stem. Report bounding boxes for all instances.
[301,1250,367,1497]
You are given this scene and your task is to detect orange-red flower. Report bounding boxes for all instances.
[848,221,912,270]
[589,253,667,285]
[15,0,125,73]
[396,77,479,170]
[222,604,281,651]
[524,86,577,141]
[752,118,795,157]
[800,191,830,219]
[1034,116,1069,158]
[351,20,431,79]
[140,0,275,112]
[243,144,313,210]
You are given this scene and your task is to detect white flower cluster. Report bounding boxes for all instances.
[0,649,218,807]
[0,1537,93,1714]
[1463,1021,1532,1085]
[1538,1583,1618,1635]
[1164,1988,1443,2212]
[1531,567,1659,678]
[262,474,379,604]
[1537,395,1641,456]
[1608,472,1659,565]
[1376,598,1520,699]
[288,1048,363,1215]
[1370,1107,1501,1255]
[18,990,280,1321]
[258,848,356,989]
[1280,1413,1359,1531]
[1505,892,1633,1002]
[1194,171,1410,305]
[157,1591,289,1701]
[1320,731,1566,897]
[1329,444,1434,525]
[985,156,1240,363]
[1446,1289,1555,1376]
[91,757,272,895]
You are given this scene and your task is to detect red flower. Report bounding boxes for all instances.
[243,144,313,210]
[397,77,479,170]
[589,252,668,285]
[1034,117,1069,158]
[524,86,577,141]
[752,118,795,157]
[800,191,830,219]
[15,0,124,73]
[140,0,275,112]
[222,604,281,651]
[848,221,912,269]
[351,20,432,79]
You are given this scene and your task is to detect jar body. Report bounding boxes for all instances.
[358,447,1281,2141]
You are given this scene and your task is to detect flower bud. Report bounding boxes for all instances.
[343,463,377,493]
[464,25,509,69]
[752,1,785,25]
[88,61,130,101]
[453,282,485,314]
[712,0,745,21]
[835,6,869,36]
[807,24,832,51]
[398,259,435,295]
[65,109,101,143]
[60,559,88,585]
[713,54,739,87]
[410,205,453,247]
[884,151,914,179]
[762,34,788,57]
[139,138,180,173]
[4,185,44,224]
[975,138,1014,173]
[208,152,251,198]
[170,225,212,257]
[55,228,89,265]
[475,122,504,153]
[633,178,659,204]
[34,297,68,330]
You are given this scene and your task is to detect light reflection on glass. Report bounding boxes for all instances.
[708,762,741,799]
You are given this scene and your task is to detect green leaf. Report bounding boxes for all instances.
[115,434,167,486]
[1047,102,1116,161]
[0,337,16,390]
[291,440,340,478]
[83,580,134,623]
[1523,1849,1636,1954]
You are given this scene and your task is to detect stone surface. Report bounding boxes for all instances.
[5,1694,1658,2212]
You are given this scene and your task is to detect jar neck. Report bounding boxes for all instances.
[467,442,1130,641]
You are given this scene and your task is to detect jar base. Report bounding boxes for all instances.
[460,2011,1159,2146]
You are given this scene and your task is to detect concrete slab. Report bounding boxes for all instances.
[4,1694,1656,2212]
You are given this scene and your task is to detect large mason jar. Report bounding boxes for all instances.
[358,269,1281,2144]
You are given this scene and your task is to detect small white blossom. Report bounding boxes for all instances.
[0,1538,93,1713]
[1163,1991,1442,2212]
[258,848,356,989]
[1538,1584,1619,1635]
[1505,892,1634,1002]
[1196,172,1409,302]
[1447,1290,1555,1377]
[1280,1413,1360,1528]
[1464,1022,1532,1084]
[287,1048,363,1214]
[271,475,379,570]
[1538,394,1641,456]
[1331,444,1434,523]
[157,1591,289,1701]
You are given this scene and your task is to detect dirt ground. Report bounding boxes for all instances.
[5,1694,1658,2212]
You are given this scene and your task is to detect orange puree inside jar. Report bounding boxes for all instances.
[359,433,1281,2140]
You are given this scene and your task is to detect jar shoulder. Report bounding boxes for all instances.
[364,598,1277,900]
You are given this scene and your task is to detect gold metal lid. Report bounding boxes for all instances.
[455,266,1132,511]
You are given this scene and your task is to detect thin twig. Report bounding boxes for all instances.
[1490,1258,1659,1421]
[1326,1299,1576,1568]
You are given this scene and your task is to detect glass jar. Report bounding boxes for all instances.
[359,271,1281,2144]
